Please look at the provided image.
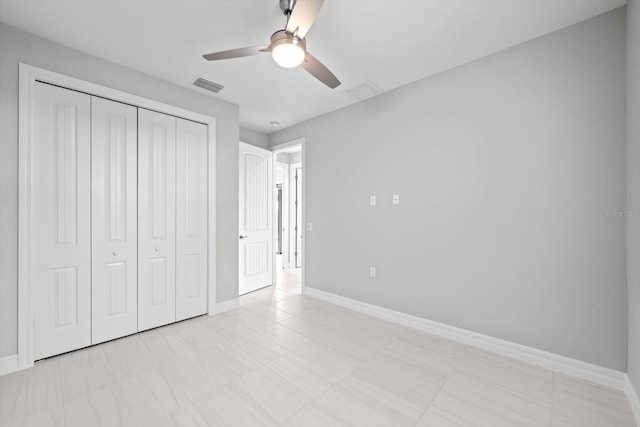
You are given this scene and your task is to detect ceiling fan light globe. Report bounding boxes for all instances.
[272,42,305,68]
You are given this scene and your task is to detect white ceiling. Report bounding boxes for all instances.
[0,0,625,133]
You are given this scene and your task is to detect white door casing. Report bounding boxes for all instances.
[289,163,303,268]
[295,165,303,268]
[138,109,177,331]
[276,162,290,269]
[239,142,273,295]
[91,97,138,344]
[176,119,208,320]
[33,83,92,359]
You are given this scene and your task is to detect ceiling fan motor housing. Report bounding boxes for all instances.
[270,29,306,52]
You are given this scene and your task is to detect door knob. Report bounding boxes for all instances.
[112,251,117,256]
[154,247,159,252]
[239,235,249,239]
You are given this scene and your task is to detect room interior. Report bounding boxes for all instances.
[0,0,639,426]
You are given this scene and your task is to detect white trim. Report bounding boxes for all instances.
[207,110,217,315]
[208,298,240,315]
[270,138,306,153]
[304,287,628,391]
[0,355,19,376]
[288,162,303,269]
[275,161,290,269]
[627,375,640,425]
[17,63,217,374]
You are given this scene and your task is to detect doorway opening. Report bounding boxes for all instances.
[273,141,304,295]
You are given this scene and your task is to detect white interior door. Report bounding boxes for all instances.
[34,83,92,359]
[91,97,138,344]
[138,109,176,331]
[239,142,273,295]
[176,118,208,320]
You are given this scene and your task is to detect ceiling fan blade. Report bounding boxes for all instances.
[301,52,340,89]
[286,0,325,39]
[203,46,269,61]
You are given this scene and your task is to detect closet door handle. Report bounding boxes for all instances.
[154,247,159,252]
[239,235,249,239]
[112,251,117,256]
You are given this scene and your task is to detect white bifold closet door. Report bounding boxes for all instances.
[175,119,208,321]
[138,109,177,331]
[91,97,138,344]
[34,83,92,359]
[138,110,208,330]
[32,86,209,357]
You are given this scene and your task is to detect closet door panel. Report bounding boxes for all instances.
[91,97,138,344]
[138,109,177,331]
[33,83,91,359]
[176,119,208,321]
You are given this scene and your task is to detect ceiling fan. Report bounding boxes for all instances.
[202,0,340,89]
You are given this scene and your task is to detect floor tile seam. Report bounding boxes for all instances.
[310,334,372,363]
[550,371,560,426]
[462,351,555,382]
[415,367,452,423]
[273,317,331,343]
[341,372,435,421]
[451,367,555,411]
[414,345,472,422]
[224,377,288,426]
[379,340,466,379]
[2,374,65,425]
[258,362,322,400]
[434,381,552,427]
[278,399,314,426]
[551,391,636,421]
[62,380,131,427]
[388,335,471,364]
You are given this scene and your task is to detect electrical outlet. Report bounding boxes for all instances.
[370,195,376,206]
[392,194,400,205]
[369,267,376,277]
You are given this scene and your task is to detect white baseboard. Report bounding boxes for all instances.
[0,354,19,376]
[208,298,240,316]
[627,375,640,426]
[304,287,627,391]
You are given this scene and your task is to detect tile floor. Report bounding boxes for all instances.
[0,268,636,427]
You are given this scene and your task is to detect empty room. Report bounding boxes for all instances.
[0,0,639,426]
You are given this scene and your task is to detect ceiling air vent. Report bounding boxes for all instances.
[346,81,379,100]
[193,76,224,93]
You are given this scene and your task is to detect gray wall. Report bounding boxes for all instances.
[627,0,640,390]
[0,23,240,358]
[290,151,302,164]
[276,151,302,164]
[240,127,269,149]
[270,10,627,370]
[277,152,292,164]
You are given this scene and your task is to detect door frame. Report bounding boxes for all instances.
[270,139,306,292]
[289,162,303,268]
[275,161,290,267]
[17,63,217,372]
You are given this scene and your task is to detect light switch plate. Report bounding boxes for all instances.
[370,195,376,206]
[392,194,400,205]
[306,223,313,231]
[369,267,376,277]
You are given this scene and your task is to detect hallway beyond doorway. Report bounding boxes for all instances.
[276,254,301,295]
